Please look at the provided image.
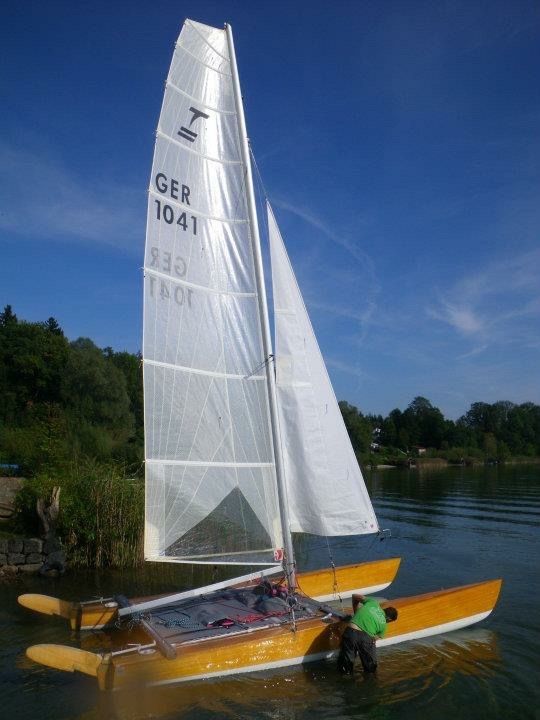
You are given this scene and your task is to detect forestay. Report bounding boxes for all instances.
[268,203,379,537]
[143,20,283,566]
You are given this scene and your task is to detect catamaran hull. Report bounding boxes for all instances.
[25,578,501,690]
[18,557,401,630]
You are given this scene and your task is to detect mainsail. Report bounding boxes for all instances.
[143,20,283,565]
[268,203,379,537]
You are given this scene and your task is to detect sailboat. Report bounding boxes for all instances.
[19,20,501,689]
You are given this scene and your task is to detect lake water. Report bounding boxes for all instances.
[1,463,539,719]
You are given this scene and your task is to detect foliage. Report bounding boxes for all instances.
[15,458,144,567]
[341,393,540,466]
[0,307,143,473]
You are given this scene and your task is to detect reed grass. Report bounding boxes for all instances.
[15,458,145,567]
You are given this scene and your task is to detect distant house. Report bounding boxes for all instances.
[413,446,427,456]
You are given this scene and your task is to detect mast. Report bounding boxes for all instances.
[225,23,297,589]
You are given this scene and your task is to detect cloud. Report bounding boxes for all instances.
[456,344,489,360]
[272,197,378,279]
[325,357,365,379]
[428,248,540,350]
[428,301,484,335]
[0,142,143,252]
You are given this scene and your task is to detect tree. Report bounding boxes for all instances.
[0,304,17,326]
[44,317,64,336]
[402,396,446,449]
[339,401,373,454]
[0,314,69,422]
[60,338,135,452]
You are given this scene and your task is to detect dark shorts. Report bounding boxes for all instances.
[337,626,378,674]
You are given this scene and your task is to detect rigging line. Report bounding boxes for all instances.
[249,144,270,204]
[323,534,343,608]
[244,354,274,380]
[249,144,270,262]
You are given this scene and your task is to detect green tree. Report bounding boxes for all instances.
[402,396,446,449]
[0,304,18,326]
[339,401,373,454]
[0,312,69,423]
[60,338,135,459]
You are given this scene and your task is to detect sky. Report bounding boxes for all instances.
[1,0,539,420]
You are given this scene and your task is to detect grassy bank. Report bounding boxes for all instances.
[14,459,144,568]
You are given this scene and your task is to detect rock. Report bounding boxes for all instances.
[8,553,25,565]
[43,538,63,554]
[8,539,23,553]
[25,553,44,564]
[19,563,43,574]
[0,553,6,565]
[1,565,19,575]
[24,538,43,553]
[0,539,8,553]
[0,503,14,519]
[40,550,66,575]
[40,568,61,578]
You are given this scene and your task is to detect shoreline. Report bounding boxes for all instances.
[367,457,540,470]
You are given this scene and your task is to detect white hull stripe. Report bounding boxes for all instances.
[141,609,494,687]
[378,610,492,647]
[311,581,392,604]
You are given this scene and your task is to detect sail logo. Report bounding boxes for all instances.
[178,106,210,143]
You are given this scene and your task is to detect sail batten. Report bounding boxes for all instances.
[144,268,257,297]
[147,460,274,468]
[184,20,232,63]
[156,129,243,164]
[146,190,249,223]
[145,359,266,381]
[166,80,237,115]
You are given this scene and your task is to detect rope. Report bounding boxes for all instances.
[157,613,206,631]
[244,354,274,380]
[323,535,343,608]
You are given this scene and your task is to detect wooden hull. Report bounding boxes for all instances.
[18,557,401,630]
[26,578,501,690]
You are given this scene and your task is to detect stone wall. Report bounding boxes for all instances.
[0,537,45,575]
[0,476,23,521]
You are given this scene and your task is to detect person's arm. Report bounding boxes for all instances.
[351,594,366,614]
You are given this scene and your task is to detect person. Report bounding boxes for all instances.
[337,594,398,674]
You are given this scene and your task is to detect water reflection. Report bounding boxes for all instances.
[74,630,499,720]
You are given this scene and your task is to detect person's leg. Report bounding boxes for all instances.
[357,632,378,673]
[337,627,357,674]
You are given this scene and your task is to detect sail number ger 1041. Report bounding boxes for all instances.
[154,173,197,234]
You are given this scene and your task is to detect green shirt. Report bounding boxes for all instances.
[350,598,387,638]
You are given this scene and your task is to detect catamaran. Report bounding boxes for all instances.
[19,19,501,689]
